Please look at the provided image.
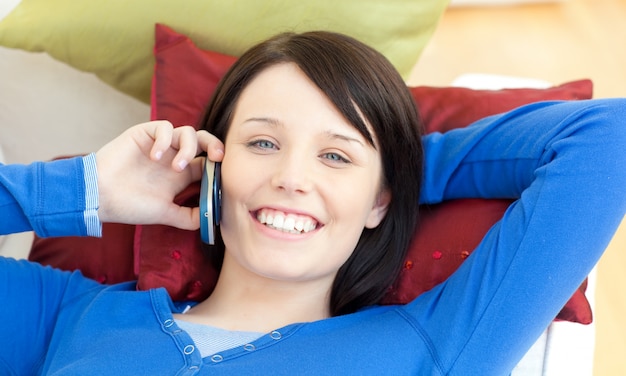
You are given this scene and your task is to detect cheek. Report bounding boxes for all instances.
[323,177,378,232]
[220,153,255,198]
[217,153,270,233]
[217,170,252,253]
[337,168,382,212]
[218,157,248,225]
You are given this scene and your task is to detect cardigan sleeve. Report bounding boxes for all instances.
[0,155,98,237]
[412,98,626,374]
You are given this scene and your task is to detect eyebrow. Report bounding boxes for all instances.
[242,117,282,127]
[324,130,365,147]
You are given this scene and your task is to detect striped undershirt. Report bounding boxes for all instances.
[175,320,264,358]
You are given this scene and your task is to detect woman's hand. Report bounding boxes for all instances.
[95,121,224,230]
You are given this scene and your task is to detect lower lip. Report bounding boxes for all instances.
[250,213,319,241]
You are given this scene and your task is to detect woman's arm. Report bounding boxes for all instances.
[413,98,626,374]
[0,121,225,237]
[0,156,89,237]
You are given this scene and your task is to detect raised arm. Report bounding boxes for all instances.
[413,98,626,374]
[0,121,225,237]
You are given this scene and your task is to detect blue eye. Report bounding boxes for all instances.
[248,139,277,150]
[322,152,350,164]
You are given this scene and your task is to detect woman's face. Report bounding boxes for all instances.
[219,63,390,287]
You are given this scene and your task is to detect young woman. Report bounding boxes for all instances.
[1,31,625,375]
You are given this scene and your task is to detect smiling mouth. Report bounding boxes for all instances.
[256,208,319,234]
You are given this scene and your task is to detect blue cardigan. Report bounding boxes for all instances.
[1,99,625,375]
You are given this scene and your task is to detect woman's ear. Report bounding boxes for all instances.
[365,188,391,229]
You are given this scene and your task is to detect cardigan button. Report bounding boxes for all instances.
[211,354,224,363]
[183,345,195,355]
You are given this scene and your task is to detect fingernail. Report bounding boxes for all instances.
[154,151,163,160]
[178,159,188,170]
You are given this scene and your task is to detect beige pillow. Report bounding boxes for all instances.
[0,0,449,103]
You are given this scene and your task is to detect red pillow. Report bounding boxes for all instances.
[30,222,136,285]
[29,23,594,324]
[379,199,592,324]
[410,83,592,134]
[150,26,237,128]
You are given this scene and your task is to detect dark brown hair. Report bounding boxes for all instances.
[200,31,423,316]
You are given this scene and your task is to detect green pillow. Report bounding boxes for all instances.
[0,0,449,103]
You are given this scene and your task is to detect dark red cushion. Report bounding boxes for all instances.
[410,83,592,134]
[379,199,592,324]
[30,222,136,285]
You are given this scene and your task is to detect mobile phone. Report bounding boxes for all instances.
[200,159,221,245]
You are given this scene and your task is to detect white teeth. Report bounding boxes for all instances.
[283,216,295,231]
[273,215,284,229]
[294,219,304,232]
[304,219,315,232]
[256,210,318,234]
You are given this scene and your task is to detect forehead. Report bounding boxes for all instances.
[235,63,332,111]
[232,63,378,147]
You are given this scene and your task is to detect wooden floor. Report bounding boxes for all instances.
[407,0,626,374]
[408,0,626,99]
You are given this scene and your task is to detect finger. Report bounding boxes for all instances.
[186,156,206,183]
[170,125,199,171]
[197,130,225,162]
[149,121,175,161]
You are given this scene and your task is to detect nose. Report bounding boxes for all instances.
[270,150,314,194]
